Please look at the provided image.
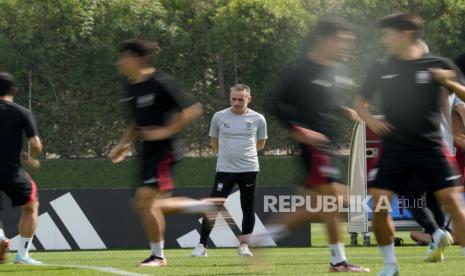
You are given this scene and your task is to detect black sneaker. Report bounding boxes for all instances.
[138,255,167,267]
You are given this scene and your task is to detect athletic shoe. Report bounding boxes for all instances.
[329,261,370,272]
[377,263,400,276]
[138,255,167,267]
[0,239,9,263]
[191,244,208,257]
[13,255,43,265]
[238,244,253,257]
[425,230,453,263]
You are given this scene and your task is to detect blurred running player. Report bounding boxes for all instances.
[0,72,42,265]
[255,18,369,273]
[355,13,465,276]
[109,39,221,267]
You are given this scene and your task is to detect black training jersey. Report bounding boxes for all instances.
[273,58,347,140]
[124,72,194,128]
[360,54,465,152]
[0,100,38,176]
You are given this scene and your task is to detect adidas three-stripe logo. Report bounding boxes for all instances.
[9,193,106,251]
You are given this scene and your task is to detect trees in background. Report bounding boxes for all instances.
[0,0,463,158]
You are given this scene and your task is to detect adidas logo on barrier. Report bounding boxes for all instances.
[9,192,106,251]
[176,190,277,247]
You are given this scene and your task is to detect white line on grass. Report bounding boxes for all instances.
[40,263,152,276]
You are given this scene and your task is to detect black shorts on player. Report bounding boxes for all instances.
[369,150,461,194]
[0,168,38,207]
[140,141,179,192]
[301,144,343,187]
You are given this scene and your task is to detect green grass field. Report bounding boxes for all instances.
[1,224,463,275]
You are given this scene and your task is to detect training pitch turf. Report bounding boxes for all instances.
[0,246,464,275]
[1,224,463,275]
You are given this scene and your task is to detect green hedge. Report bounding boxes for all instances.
[29,156,349,189]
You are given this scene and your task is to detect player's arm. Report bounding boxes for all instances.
[109,124,137,163]
[21,136,43,170]
[340,106,360,122]
[452,104,465,149]
[21,111,42,169]
[210,137,219,153]
[430,67,465,102]
[139,102,203,141]
[354,95,393,136]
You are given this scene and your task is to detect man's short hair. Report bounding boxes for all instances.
[0,72,16,96]
[377,13,424,32]
[119,39,157,57]
[455,53,465,75]
[315,17,353,38]
[230,84,251,94]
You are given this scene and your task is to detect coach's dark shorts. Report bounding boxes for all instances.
[0,167,38,207]
[210,172,258,198]
[368,148,461,194]
[140,141,179,192]
[300,144,343,187]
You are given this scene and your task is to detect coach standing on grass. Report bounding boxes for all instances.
[191,84,267,257]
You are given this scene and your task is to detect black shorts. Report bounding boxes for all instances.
[0,167,38,207]
[369,149,461,194]
[301,144,343,187]
[140,142,179,192]
[210,172,258,198]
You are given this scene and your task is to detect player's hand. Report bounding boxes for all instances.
[454,134,465,150]
[342,107,361,122]
[108,143,130,163]
[20,152,40,170]
[366,118,393,137]
[289,125,330,146]
[429,68,457,85]
[138,127,172,141]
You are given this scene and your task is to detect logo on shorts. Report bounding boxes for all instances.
[368,168,379,181]
[216,183,224,191]
[415,71,431,84]
[319,165,340,178]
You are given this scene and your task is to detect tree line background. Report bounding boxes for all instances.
[1,0,464,159]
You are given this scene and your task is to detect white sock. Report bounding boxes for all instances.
[330,242,347,264]
[150,241,164,259]
[462,247,465,257]
[17,236,33,259]
[0,229,5,240]
[432,229,444,243]
[379,243,397,264]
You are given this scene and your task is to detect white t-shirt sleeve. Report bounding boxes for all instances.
[453,94,464,107]
[257,115,268,140]
[209,112,220,138]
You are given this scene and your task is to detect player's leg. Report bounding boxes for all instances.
[5,170,41,265]
[0,219,9,264]
[420,150,461,262]
[368,154,408,275]
[434,186,465,257]
[134,185,168,267]
[237,172,257,256]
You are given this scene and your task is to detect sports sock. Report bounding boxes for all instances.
[150,241,164,259]
[17,236,33,259]
[329,242,347,264]
[379,243,397,264]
